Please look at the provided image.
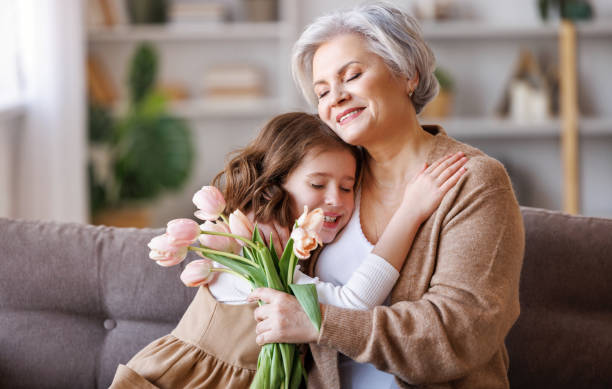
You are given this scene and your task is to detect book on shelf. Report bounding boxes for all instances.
[87,55,117,106]
[204,64,265,99]
[170,1,228,24]
[87,0,128,28]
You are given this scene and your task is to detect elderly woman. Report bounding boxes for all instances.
[249,3,525,389]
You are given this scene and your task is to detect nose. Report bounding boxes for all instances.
[330,83,349,106]
[325,185,341,206]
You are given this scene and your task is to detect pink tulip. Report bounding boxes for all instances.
[180,259,216,287]
[198,220,240,253]
[291,227,321,259]
[192,186,226,221]
[229,209,254,246]
[296,206,324,235]
[148,234,189,266]
[166,218,200,246]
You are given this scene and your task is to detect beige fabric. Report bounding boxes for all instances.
[306,126,525,389]
[110,286,260,389]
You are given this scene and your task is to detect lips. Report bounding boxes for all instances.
[322,212,342,229]
[336,107,365,125]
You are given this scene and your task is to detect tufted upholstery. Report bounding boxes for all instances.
[1,207,611,388]
[0,218,196,389]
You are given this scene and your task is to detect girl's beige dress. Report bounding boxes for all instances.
[110,286,261,389]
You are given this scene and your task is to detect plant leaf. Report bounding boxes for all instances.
[278,239,294,285]
[289,283,321,332]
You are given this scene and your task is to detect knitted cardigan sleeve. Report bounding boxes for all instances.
[315,156,525,385]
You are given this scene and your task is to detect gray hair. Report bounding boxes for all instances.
[292,2,439,114]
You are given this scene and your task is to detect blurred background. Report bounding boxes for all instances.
[1,0,611,227]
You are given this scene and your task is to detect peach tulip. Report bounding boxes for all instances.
[193,186,226,221]
[229,209,254,246]
[148,234,188,266]
[180,259,216,287]
[291,227,321,259]
[296,206,324,235]
[166,218,200,246]
[198,221,240,254]
[290,206,323,259]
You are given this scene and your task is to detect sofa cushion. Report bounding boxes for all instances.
[507,207,612,389]
[0,218,197,388]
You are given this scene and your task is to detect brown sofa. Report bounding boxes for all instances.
[0,207,611,388]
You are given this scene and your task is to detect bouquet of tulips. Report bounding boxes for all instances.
[147,186,323,389]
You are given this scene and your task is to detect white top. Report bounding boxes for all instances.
[208,242,399,309]
[315,193,400,389]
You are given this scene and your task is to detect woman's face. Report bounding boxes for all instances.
[282,147,356,244]
[312,33,414,146]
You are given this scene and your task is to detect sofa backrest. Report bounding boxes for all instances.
[2,207,612,388]
[0,218,196,389]
[507,207,612,388]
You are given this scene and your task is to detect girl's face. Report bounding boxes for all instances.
[312,33,414,147]
[283,147,356,244]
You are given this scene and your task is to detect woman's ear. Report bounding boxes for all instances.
[406,72,420,97]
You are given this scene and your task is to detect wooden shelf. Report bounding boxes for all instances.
[88,22,286,42]
[113,98,283,119]
[420,20,612,40]
[421,117,612,138]
[422,117,561,138]
[421,22,558,40]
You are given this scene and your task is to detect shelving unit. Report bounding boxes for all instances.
[88,22,286,42]
[87,0,299,225]
[418,17,612,216]
[87,0,612,220]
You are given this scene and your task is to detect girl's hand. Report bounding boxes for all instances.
[403,152,468,221]
[249,287,319,345]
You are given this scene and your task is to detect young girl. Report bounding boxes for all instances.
[110,112,467,388]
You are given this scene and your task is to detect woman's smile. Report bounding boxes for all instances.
[336,107,366,125]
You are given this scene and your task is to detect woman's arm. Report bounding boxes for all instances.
[292,153,467,310]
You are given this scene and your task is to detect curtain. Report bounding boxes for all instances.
[15,0,88,223]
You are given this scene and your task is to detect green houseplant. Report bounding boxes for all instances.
[89,43,194,227]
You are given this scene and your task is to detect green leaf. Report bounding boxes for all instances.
[289,351,306,389]
[199,250,265,288]
[289,283,322,332]
[251,344,272,389]
[252,225,266,246]
[256,247,285,292]
[278,239,294,285]
[269,343,284,389]
[279,343,295,389]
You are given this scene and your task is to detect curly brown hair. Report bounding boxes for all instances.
[212,112,362,229]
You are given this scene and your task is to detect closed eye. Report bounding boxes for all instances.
[311,183,324,189]
[317,91,328,99]
[340,187,352,193]
[345,72,361,82]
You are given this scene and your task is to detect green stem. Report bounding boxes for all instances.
[210,267,251,284]
[201,230,258,250]
[220,214,229,225]
[188,246,259,268]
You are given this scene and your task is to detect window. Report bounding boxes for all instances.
[0,1,22,107]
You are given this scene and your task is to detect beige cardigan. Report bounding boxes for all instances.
[305,127,525,389]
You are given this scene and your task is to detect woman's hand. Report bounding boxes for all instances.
[402,152,468,221]
[249,287,320,345]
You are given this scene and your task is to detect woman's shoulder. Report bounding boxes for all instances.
[433,131,512,192]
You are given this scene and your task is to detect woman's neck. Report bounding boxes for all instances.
[363,121,435,194]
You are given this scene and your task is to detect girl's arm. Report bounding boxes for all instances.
[373,152,467,270]
[293,152,468,310]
